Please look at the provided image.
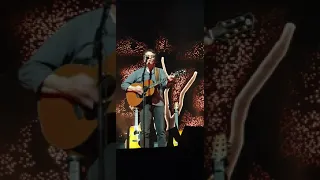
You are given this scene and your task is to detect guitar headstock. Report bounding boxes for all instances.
[205,12,255,43]
[212,134,227,162]
[172,69,186,77]
[174,102,179,110]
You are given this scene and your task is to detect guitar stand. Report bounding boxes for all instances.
[67,152,84,180]
[167,102,181,147]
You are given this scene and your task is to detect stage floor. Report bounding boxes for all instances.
[117,147,203,180]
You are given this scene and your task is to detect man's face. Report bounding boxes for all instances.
[145,51,156,65]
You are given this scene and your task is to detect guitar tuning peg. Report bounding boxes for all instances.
[245,19,252,26]
[227,142,231,148]
[221,22,227,27]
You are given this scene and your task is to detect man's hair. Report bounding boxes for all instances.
[143,49,156,56]
[143,49,157,62]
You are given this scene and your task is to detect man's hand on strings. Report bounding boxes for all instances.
[168,74,175,82]
[134,85,143,95]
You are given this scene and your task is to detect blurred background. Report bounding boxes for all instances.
[1,0,105,179]
[205,1,320,179]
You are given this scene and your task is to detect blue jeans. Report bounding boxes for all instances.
[139,104,167,148]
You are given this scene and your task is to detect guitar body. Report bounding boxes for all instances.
[127,125,141,149]
[126,80,155,107]
[173,130,183,146]
[38,52,116,150]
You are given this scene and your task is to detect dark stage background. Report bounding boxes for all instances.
[116,1,204,141]
[205,2,320,180]
[1,0,104,179]
[0,0,204,179]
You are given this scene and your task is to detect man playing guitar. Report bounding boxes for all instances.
[18,1,116,179]
[121,50,175,148]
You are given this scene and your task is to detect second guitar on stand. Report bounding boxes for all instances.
[127,102,182,148]
[127,107,140,149]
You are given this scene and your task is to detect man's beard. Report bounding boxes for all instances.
[147,63,155,69]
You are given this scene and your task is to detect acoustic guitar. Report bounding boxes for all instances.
[126,69,186,107]
[38,52,116,150]
[127,124,141,149]
[127,106,140,149]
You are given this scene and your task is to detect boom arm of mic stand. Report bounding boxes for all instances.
[141,64,147,148]
[92,4,110,180]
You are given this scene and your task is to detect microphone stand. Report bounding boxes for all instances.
[141,58,148,148]
[92,3,110,180]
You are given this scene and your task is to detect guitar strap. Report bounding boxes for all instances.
[155,67,160,83]
[151,67,163,104]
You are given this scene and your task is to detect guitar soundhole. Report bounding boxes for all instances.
[133,130,140,142]
[135,86,149,98]
[72,74,116,121]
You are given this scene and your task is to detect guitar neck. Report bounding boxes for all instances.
[214,160,225,180]
[134,108,138,130]
[214,160,225,172]
[149,71,183,88]
[149,78,166,88]
[174,108,179,128]
[212,133,227,180]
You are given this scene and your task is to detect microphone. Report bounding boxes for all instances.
[144,56,150,63]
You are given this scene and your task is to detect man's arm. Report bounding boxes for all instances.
[18,18,80,94]
[121,71,138,91]
[160,69,174,89]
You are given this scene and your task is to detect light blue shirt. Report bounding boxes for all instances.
[121,67,168,106]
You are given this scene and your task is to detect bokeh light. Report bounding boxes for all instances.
[249,163,273,180]
[204,8,288,177]
[3,0,102,179]
[280,51,320,165]
[193,79,204,112]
